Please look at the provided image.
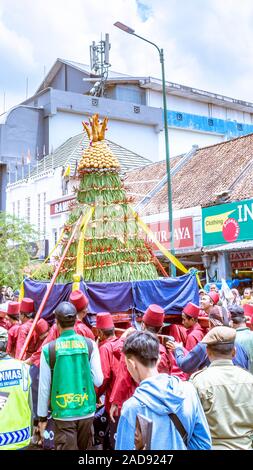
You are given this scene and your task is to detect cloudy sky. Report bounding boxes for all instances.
[1,0,253,113]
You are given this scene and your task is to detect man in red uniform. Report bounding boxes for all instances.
[6,301,20,357]
[165,302,205,346]
[15,298,38,360]
[26,318,50,432]
[182,303,205,351]
[109,304,187,424]
[96,312,123,449]
[96,312,122,413]
[34,319,50,350]
[29,291,94,367]
[0,304,11,330]
[200,292,220,317]
[69,290,95,340]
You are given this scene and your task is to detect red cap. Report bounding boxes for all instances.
[96,312,114,330]
[207,291,220,305]
[35,319,49,336]
[143,304,165,327]
[243,304,253,317]
[69,290,88,311]
[20,298,34,314]
[183,302,200,318]
[7,301,20,316]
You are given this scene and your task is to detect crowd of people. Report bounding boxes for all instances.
[0,283,253,451]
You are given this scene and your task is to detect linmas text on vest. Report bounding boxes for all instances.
[78,456,113,467]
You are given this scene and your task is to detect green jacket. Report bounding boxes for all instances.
[43,330,96,419]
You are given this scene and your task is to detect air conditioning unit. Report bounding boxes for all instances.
[27,240,49,259]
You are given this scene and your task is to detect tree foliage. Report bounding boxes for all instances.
[0,212,37,289]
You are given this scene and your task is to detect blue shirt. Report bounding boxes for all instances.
[174,341,249,374]
[115,374,212,450]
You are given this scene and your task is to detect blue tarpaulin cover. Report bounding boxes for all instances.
[24,273,198,323]
[132,273,199,314]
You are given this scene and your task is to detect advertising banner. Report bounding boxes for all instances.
[202,199,253,246]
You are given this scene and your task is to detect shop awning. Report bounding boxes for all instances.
[203,240,253,253]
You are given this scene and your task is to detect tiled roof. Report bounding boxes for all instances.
[124,157,182,206]
[124,132,253,214]
[29,132,151,178]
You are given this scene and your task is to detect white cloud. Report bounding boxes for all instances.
[1,0,253,111]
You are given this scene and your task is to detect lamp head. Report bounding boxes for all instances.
[114,22,135,34]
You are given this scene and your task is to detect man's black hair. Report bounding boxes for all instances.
[183,314,197,322]
[232,316,246,324]
[228,305,244,316]
[55,301,77,328]
[98,327,115,338]
[228,305,246,324]
[207,343,234,356]
[7,314,19,322]
[144,324,161,335]
[123,330,159,367]
[23,312,34,319]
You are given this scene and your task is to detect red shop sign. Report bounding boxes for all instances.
[145,217,194,250]
[50,197,75,216]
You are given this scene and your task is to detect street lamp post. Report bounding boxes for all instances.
[114,22,176,276]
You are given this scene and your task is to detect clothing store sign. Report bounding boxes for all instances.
[145,217,194,250]
[202,198,253,246]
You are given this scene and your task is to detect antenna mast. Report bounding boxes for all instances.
[89,33,111,97]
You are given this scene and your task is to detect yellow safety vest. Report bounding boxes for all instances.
[0,357,32,450]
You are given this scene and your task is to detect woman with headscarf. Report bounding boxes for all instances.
[230,288,241,306]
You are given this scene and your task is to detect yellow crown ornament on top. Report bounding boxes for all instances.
[78,114,120,174]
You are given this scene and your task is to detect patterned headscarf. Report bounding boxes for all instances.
[209,305,231,327]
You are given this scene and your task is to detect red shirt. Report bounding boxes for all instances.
[29,320,94,367]
[109,343,177,412]
[6,323,20,357]
[15,319,39,360]
[75,319,95,340]
[185,323,205,351]
[109,349,136,412]
[97,337,123,413]
[166,324,188,345]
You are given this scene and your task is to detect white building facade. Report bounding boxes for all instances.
[2,58,253,211]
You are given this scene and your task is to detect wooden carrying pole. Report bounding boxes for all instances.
[18,215,83,360]
[145,242,168,278]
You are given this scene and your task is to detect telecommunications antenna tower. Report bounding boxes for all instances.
[89,33,111,97]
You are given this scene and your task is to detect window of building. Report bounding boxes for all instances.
[25,197,31,224]
[17,200,20,219]
[37,194,41,235]
[115,85,146,105]
[53,229,58,246]
[12,202,15,216]
[43,192,46,237]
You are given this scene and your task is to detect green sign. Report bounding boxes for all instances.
[202,198,253,246]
